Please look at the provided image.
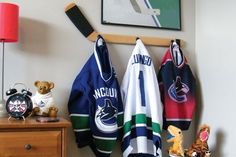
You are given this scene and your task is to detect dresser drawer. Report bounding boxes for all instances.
[0,131,62,157]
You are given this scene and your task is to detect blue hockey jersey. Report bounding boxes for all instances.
[68,35,124,157]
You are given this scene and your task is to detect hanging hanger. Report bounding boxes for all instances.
[65,3,184,47]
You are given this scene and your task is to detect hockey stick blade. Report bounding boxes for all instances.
[65,3,96,38]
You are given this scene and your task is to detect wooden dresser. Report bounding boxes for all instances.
[0,117,71,157]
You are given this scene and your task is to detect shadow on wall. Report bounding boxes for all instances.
[193,74,203,136]
[211,130,224,157]
[187,48,226,157]
[187,47,203,137]
[18,17,51,55]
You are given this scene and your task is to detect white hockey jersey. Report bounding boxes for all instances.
[121,39,163,157]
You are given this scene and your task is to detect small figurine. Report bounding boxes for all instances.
[167,125,185,157]
[185,124,211,157]
[31,81,58,117]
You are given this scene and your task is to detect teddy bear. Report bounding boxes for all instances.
[31,81,58,117]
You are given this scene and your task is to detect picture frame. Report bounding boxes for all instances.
[101,0,181,30]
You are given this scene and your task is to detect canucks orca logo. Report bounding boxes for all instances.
[168,76,189,103]
[95,99,118,133]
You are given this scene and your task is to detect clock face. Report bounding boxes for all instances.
[6,93,32,118]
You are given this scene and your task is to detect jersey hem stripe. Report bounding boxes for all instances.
[93,135,117,140]
[74,128,90,132]
[70,114,89,117]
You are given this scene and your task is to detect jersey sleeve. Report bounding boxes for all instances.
[157,69,164,105]
[68,77,91,148]
[116,85,124,141]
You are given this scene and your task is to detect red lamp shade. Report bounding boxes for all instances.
[0,3,19,42]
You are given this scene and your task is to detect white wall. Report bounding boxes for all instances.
[196,0,236,156]
[0,0,195,156]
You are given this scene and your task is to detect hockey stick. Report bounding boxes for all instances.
[65,3,182,47]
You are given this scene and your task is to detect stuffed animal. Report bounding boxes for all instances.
[167,125,185,157]
[185,124,211,157]
[32,81,58,117]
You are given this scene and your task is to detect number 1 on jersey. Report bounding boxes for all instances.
[139,71,146,107]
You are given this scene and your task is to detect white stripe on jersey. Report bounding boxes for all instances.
[166,118,192,121]
[93,135,117,140]
[70,114,89,117]
[96,148,113,154]
[74,128,90,132]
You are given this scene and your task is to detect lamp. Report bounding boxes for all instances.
[0,3,19,117]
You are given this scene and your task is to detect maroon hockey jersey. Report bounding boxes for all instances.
[158,41,196,130]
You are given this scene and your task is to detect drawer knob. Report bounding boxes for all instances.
[24,144,32,150]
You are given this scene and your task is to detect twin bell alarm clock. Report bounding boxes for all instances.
[5,83,33,120]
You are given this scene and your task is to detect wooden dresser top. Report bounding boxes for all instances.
[0,117,71,129]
